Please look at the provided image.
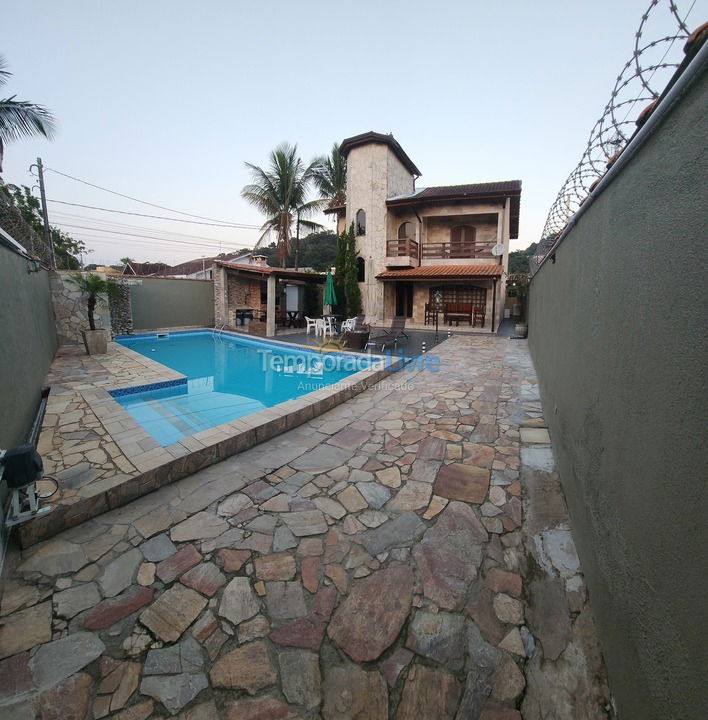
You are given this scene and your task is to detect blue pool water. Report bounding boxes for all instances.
[113,331,375,446]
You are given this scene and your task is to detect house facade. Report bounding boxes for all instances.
[326,132,521,331]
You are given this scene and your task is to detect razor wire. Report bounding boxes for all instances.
[530,0,695,273]
[0,189,53,266]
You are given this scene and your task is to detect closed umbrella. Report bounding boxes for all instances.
[323,270,337,314]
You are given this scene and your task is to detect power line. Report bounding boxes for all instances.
[65,232,234,251]
[46,198,261,229]
[55,222,255,249]
[50,211,244,244]
[71,236,246,256]
[43,167,258,226]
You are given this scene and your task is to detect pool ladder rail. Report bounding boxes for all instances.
[213,324,227,338]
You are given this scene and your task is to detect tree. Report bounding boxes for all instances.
[52,227,87,270]
[506,273,529,321]
[242,143,324,267]
[344,223,362,316]
[312,143,346,207]
[120,256,135,266]
[508,242,538,274]
[67,273,116,330]
[0,56,55,173]
[333,226,348,315]
[0,182,86,268]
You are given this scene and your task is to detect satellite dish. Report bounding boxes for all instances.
[491,244,505,256]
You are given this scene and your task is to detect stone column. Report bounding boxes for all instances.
[214,266,228,326]
[266,273,276,336]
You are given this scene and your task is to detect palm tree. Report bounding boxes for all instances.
[119,256,135,266]
[0,56,55,173]
[68,273,115,330]
[312,142,347,207]
[242,143,324,267]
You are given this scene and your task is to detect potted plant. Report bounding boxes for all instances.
[507,273,529,338]
[68,273,114,355]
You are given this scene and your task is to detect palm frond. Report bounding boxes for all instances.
[297,219,325,233]
[0,56,11,88]
[0,97,55,142]
[242,141,324,266]
[312,142,346,204]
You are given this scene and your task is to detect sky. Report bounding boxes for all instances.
[2,0,703,265]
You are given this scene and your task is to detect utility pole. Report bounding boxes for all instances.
[294,209,300,270]
[35,157,56,269]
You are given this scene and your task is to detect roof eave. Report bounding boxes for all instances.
[339,131,422,177]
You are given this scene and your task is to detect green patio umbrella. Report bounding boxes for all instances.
[323,270,337,312]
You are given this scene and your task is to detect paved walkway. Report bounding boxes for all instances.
[0,335,610,719]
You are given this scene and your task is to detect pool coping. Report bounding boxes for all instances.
[19,330,404,547]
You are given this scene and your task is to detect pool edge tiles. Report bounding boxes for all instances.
[109,377,188,398]
[18,339,404,548]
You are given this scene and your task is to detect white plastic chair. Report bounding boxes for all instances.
[322,317,335,337]
[314,318,326,337]
[341,317,355,332]
[305,316,318,335]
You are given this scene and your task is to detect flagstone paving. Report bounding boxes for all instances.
[0,335,610,719]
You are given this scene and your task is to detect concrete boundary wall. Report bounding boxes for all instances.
[0,245,57,449]
[129,276,214,331]
[527,65,707,718]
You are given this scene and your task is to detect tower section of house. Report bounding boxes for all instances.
[338,132,420,322]
[329,131,521,331]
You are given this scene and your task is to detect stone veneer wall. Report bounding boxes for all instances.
[346,143,415,322]
[226,273,267,335]
[50,271,110,346]
[109,281,133,336]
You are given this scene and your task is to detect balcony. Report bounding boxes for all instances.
[421,240,496,260]
[386,237,419,267]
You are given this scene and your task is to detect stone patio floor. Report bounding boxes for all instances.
[0,335,611,719]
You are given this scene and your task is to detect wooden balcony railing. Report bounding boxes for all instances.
[421,241,496,259]
[386,237,419,257]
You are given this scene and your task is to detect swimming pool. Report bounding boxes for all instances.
[113,331,375,446]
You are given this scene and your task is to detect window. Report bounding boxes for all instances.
[398,221,415,239]
[450,225,476,258]
[356,209,366,236]
[430,285,486,308]
[357,257,365,282]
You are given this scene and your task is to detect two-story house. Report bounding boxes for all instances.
[325,131,521,332]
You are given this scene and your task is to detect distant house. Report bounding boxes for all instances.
[325,131,521,330]
[121,261,172,277]
[121,251,254,280]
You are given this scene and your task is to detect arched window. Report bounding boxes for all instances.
[357,256,365,282]
[398,222,415,239]
[450,225,476,258]
[356,209,366,236]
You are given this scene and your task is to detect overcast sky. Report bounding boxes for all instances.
[2,0,702,265]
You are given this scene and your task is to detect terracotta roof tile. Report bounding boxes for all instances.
[376,264,503,280]
[216,261,326,282]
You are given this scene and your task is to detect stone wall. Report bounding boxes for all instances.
[109,281,133,336]
[50,271,110,346]
[214,269,270,336]
[347,143,416,322]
